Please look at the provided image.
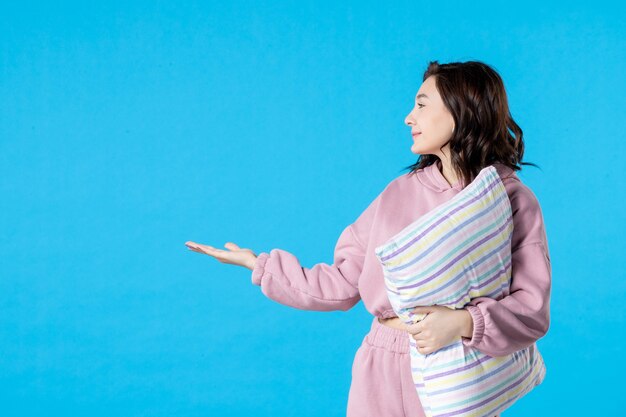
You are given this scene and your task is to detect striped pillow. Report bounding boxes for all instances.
[374,165,546,417]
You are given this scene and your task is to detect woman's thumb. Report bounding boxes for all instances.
[224,242,240,250]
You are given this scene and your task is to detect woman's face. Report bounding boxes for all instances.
[404,75,455,158]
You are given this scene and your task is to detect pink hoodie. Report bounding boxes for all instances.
[251,161,551,357]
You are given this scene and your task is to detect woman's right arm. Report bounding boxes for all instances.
[250,193,382,312]
[461,185,552,357]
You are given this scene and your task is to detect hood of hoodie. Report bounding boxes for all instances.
[417,160,519,192]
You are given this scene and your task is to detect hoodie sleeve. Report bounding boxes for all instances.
[250,192,381,312]
[461,185,552,357]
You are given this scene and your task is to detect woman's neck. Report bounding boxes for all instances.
[436,159,459,187]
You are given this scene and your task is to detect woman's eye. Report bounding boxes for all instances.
[417,103,425,108]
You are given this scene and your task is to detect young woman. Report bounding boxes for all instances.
[185,60,552,417]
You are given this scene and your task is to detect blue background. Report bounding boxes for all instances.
[1,1,624,416]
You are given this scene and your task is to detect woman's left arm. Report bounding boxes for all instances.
[461,184,552,357]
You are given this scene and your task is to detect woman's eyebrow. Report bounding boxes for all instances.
[416,93,429,100]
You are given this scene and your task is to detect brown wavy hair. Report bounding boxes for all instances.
[403,60,539,186]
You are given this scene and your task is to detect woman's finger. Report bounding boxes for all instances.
[185,241,254,268]
[199,245,238,263]
[406,322,422,335]
[185,242,201,251]
[197,245,226,256]
[186,242,218,256]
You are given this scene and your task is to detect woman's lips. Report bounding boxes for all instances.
[412,133,422,138]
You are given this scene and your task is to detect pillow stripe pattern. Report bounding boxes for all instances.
[374,165,546,417]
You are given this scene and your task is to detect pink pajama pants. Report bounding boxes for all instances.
[346,316,501,417]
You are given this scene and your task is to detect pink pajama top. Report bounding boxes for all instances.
[250,161,552,357]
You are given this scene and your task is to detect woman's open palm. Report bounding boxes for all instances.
[185,241,258,270]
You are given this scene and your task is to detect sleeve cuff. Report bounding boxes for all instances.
[251,252,270,286]
[462,305,485,347]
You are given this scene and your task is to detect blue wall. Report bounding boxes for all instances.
[1,1,623,415]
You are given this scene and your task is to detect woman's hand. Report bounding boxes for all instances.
[185,241,258,270]
[405,305,473,355]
